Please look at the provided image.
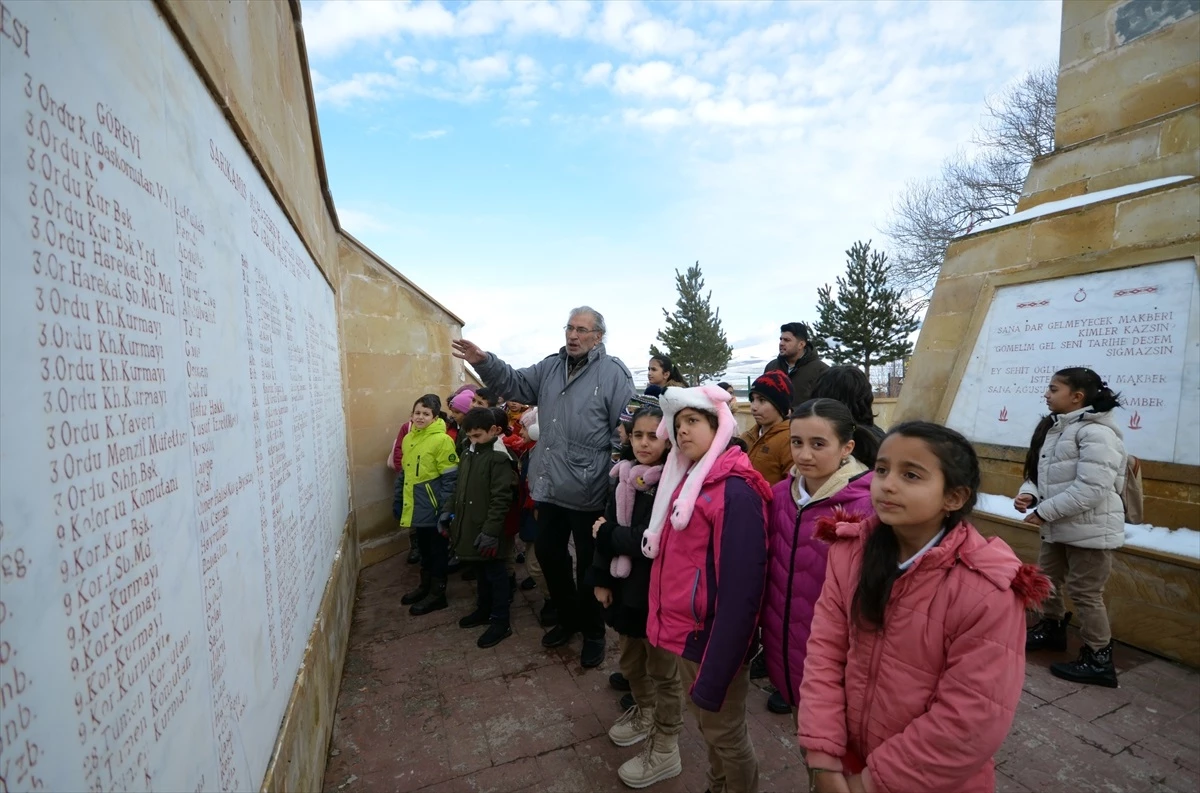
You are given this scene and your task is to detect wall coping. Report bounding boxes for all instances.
[341,232,465,327]
[977,510,1200,571]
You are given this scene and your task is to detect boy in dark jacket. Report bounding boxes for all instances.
[590,405,684,789]
[442,408,517,648]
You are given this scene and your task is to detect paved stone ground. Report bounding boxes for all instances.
[322,554,1200,793]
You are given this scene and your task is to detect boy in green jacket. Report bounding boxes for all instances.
[441,407,517,648]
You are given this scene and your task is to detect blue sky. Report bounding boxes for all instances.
[301,0,1061,380]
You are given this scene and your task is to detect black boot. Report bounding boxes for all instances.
[1051,642,1118,688]
[477,622,513,649]
[410,578,448,616]
[401,571,431,605]
[1027,612,1072,652]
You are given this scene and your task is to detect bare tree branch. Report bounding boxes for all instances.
[884,65,1058,302]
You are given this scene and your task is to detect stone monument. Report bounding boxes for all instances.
[896,0,1199,664]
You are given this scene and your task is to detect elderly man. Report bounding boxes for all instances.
[452,306,635,668]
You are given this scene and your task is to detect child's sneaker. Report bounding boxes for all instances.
[477,623,512,648]
[459,609,489,629]
[608,704,654,747]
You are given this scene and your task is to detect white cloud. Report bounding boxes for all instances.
[613,61,712,102]
[411,129,448,139]
[304,1,455,57]
[313,71,399,106]
[458,53,512,82]
[582,62,613,86]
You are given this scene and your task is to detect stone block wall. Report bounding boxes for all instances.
[339,235,468,566]
[1056,0,1199,150]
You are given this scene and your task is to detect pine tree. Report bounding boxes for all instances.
[813,241,920,379]
[652,262,733,385]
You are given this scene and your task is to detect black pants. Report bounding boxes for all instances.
[475,559,510,625]
[535,502,604,639]
[416,525,449,579]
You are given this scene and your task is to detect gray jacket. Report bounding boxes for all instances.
[476,343,634,511]
[1019,408,1127,549]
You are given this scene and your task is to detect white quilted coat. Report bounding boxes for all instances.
[1018,408,1127,549]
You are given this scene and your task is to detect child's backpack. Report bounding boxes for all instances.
[1122,455,1144,524]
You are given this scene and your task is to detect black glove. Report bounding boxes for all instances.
[438,513,452,537]
[474,533,499,559]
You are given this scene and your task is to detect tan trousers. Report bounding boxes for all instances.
[619,635,683,735]
[1038,542,1114,650]
[523,542,547,593]
[676,657,758,793]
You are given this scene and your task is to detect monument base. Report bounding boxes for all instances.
[973,513,1200,668]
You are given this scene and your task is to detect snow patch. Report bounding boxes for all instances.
[968,176,1194,235]
[975,493,1200,560]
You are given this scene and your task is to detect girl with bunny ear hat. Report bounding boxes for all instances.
[642,385,771,793]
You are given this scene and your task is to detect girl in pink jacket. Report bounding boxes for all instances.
[799,422,1049,793]
[760,398,878,716]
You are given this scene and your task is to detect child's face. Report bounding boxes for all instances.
[674,408,716,463]
[471,394,490,409]
[449,407,465,423]
[519,424,532,442]
[631,416,668,465]
[790,416,852,481]
[411,405,435,430]
[466,426,499,446]
[647,359,666,386]
[749,393,782,427]
[1044,377,1085,414]
[871,434,967,531]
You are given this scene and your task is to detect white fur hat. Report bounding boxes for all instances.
[642,385,736,558]
[520,407,539,441]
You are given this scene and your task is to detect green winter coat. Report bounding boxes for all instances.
[396,418,459,528]
[448,436,516,562]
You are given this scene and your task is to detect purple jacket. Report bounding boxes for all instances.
[761,466,874,709]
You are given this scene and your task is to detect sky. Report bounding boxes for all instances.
[301,0,1061,383]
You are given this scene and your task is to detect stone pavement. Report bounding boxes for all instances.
[322,554,1200,793]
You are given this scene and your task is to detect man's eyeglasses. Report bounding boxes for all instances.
[564,325,597,335]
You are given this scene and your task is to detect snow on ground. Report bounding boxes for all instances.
[976,493,1200,560]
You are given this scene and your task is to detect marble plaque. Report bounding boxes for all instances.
[946,260,1199,466]
[0,2,349,791]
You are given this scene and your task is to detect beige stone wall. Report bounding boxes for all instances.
[1055,0,1199,151]
[152,0,466,788]
[976,513,1200,667]
[339,235,469,566]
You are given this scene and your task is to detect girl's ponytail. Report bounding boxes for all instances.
[1053,367,1123,413]
[1091,384,1122,413]
[1022,415,1054,486]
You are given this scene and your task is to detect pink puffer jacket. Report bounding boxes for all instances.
[760,467,873,710]
[798,516,1049,793]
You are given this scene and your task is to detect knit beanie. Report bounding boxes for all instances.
[750,371,793,420]
[519,407,539,441]
[642,385,736,559]
[450,391,474,415]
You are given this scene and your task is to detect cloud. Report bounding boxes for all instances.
[304,1,455,57]
[411,129,448,139]
[458,53,511,82]
[582,62,613,86]
[613,61,712,102]
[313,71,399,106]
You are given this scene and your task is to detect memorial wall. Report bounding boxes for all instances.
[0,1,351,790]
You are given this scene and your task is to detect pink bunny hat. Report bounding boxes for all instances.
[641,385,735,558]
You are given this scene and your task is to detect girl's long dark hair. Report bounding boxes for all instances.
[651,353,688,387]
[790,397,880,467]
[810,366,880,434]
[1022,367,1123,485]
[619,405,668,464]
[413,394,448,423]
[852,421,980,631]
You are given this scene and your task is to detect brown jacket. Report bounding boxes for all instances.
[739,420,793,486]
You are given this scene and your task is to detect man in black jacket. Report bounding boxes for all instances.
[763,322,828,409]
